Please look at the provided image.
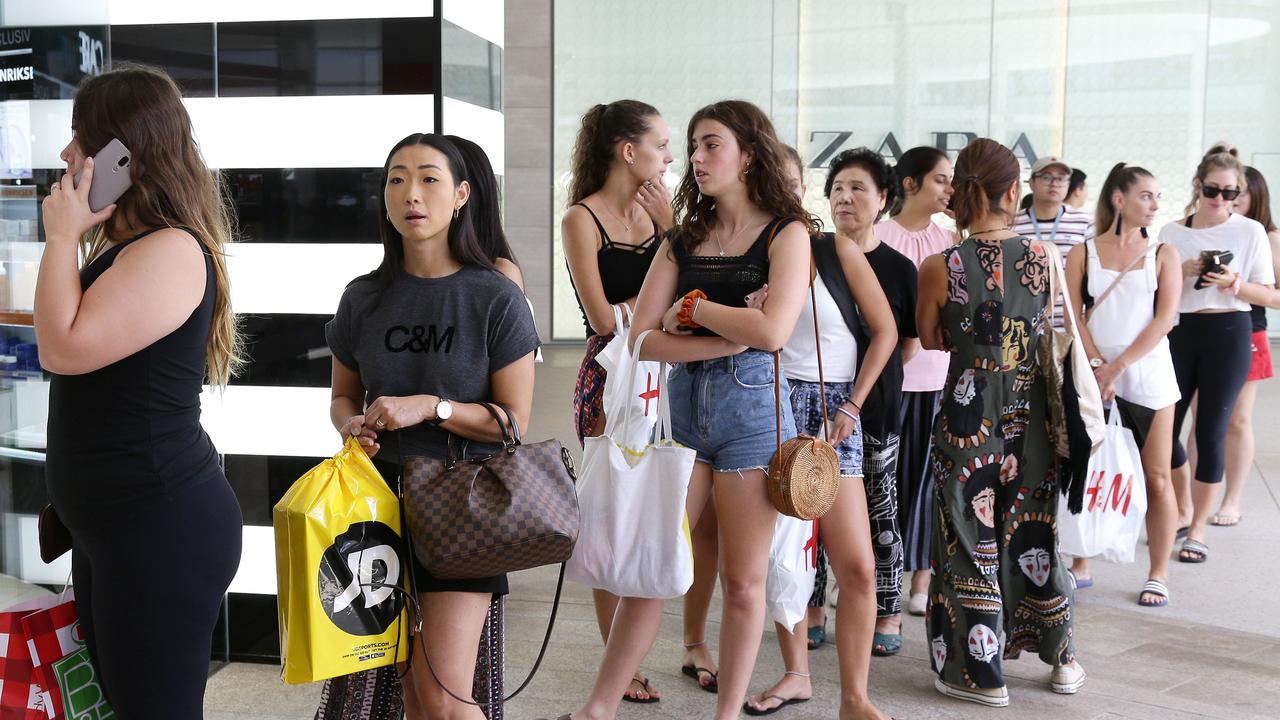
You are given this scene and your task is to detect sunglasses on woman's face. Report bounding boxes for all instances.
[1201,185,1241,201]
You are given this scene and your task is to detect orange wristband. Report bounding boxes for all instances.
[676,289,707,327]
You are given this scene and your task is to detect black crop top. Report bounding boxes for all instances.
[568,202,659,338]
[672,217,793,338]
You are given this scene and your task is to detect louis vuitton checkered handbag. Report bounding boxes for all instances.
[403,403,580,579]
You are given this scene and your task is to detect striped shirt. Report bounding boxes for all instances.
[1012,205,1095,327]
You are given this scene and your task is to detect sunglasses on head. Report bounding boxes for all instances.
[1201,185,1241,201]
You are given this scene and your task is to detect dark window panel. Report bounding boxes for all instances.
[217,17,434,97]
[234,314,331,388]
[224,167,384,244]
[224,453,326,525]
[442,21,502,111]
[109,23,215,97]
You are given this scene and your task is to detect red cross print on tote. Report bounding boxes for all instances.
[804,519,820,570]
[639,372,660,416]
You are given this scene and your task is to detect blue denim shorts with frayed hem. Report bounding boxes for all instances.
[788,380,864,477]
[669,349,796,472]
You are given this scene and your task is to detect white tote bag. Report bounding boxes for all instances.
[1058,410,1148,563]
[595,304,664,451]
[765,513,818,633]
[566,330,697,598]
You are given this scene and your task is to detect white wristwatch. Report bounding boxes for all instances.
[1089,357,1104,369]
[432,398,453,424]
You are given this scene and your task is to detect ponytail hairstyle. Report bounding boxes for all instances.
[1185,145,1246,216]
[446,134,517,264]
[71,63,243,385]
[567,100,659,205]
[671,99,820,251]
[1095,162,1154,236]
[1243,166,1275,233]
[889,145,948,216]
[949,138,1020,232]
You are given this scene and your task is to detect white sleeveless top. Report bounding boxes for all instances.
[1084,238,1180,410]
[781,274,857,383]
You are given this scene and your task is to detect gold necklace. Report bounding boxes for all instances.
[602,201,633,233]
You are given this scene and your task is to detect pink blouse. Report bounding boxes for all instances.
[876,218,954,392]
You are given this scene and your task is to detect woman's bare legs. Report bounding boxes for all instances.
[682,496,720,689]
[569,463,713,720]
[711,468,781,720]
[1142,406,1177,601]
[401,591,492,720]
[1216,380,1257,525]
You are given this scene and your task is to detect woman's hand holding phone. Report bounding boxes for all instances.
[42,157,117,244]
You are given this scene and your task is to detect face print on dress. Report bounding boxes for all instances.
[928,594,956,675]
[1001,315,1031,371]
[943,369,993,449]
[945,248,969,304]
[967,624,1000,663]
[961,455,1003,574]
[1018,547,1052,587]
[973,299,1004,346]
[932,635,948,672]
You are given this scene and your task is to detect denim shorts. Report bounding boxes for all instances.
[788,380,864,477]
[668,349,796,472]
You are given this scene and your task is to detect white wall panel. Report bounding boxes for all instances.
[226,243,382,316]
[31,96,435,170]
[443,0,504,48]
[443,97,504,174]
[2,0,430,26]
[199,385,335,458]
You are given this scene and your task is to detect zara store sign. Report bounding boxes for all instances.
[807,131,1043,168]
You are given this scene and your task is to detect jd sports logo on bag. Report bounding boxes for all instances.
[317,521,404,636]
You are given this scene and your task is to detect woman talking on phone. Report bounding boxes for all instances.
[36,64,244,717]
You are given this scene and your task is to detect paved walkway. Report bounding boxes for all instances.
[31,346,1280,718]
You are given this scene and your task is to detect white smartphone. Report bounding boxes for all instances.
[72,138,133,212]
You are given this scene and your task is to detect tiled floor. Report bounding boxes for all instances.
[14,345,1280,718]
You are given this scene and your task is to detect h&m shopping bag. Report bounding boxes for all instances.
[567,330,696,598]
[595,304,665,452]
[1058,409,1148,563]
[273,436,409,685]
[20,592,115,720]
[766,515,819,633]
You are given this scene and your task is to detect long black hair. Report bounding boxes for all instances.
[360,133,493,300]
[889,145,948,216]
[447,134,517,264]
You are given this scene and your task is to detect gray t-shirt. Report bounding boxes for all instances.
[325,266,540,460]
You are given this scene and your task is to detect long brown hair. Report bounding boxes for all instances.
[950,138,1019,232]
[1095,162,1154,235]
[1243,166,1276,233]
[72,63,242,385]
[1184,146,1247,216]
[671,100,819,251]
[567,100,658,206]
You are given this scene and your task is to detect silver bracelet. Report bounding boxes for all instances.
[837,407,858,422]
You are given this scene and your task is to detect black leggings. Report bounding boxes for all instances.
[1169,311,1253,484]
[70,478,242,719]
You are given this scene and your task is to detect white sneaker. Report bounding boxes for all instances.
[908,592,928,616]
[934,677,1010,707]
[1051,662,1086,694]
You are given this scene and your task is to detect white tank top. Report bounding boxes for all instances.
[781,274,857,383]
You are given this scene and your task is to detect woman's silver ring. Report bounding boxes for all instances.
[375,419,387,429]
[645,181,653,188]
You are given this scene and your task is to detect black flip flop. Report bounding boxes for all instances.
[743,695,810,716]
[621,675,660,704]
[681,664,718,693]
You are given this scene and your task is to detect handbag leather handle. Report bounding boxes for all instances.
[775,258,829,453]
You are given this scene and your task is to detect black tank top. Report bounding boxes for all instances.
[46,227,224,532]
[673,217,791,338]
[568,202,659,337]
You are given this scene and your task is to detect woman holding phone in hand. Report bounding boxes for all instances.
[327,133,539,718]
[37,64,243,718]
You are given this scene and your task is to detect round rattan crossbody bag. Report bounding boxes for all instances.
[766,276,840,519]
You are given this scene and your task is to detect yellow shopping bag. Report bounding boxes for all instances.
[273,436,410,684]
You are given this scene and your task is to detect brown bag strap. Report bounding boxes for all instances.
[776,258,827,452]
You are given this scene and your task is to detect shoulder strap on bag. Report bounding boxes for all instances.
[776,253,829,452]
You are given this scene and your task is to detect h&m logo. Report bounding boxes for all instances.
[807,131,1042,169]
